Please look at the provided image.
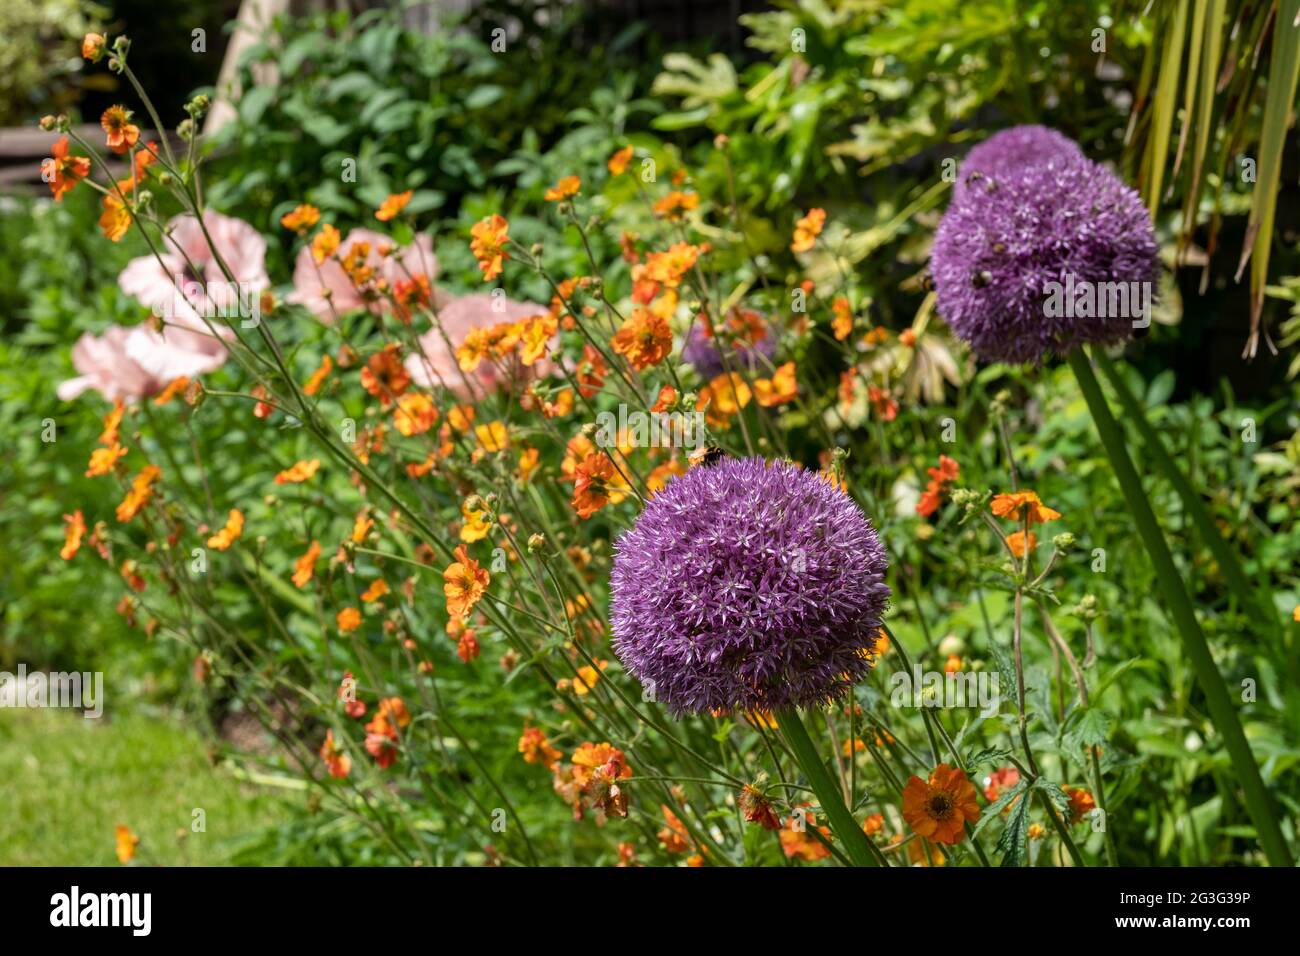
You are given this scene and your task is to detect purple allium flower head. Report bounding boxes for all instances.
[931,128,1158,365]
[610,456,890,715]
[682,312,776,380]
[951,125,1083,202]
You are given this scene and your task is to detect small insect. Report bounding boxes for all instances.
[688,445,726,468]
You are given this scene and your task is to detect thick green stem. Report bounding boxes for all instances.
[778,709,877,867]
[1067,348,1291,867]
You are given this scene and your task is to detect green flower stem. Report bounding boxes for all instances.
[777,708,878,867]
[1067,348,1291,867]
[1093,351,1282,643]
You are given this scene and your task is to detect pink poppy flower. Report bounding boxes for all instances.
[57,326,166,401]
[404,293,553,398]
[287,228,448,321]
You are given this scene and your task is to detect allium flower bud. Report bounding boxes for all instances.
[931,126,1158,365]
[610,457,890,715]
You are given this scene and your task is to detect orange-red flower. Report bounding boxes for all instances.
[44,137,91,201]
[1064,785,1096,823]
[753,361,798,407]
[739,785,781,830]
[544,176,581,201]
[303,355,333,396]
[115,464,161,522]
[360,343,411,406]
[571,452,628,519]
[360,578,389,603]
[607,145,634,175]
[443,544,489,619]
[518,726,562,770]
[780,805,832,861]
[281,203,321,233]
[100,105,140,154]
[901,764,980,845]
[206,509,244,551]
[320,729,351,779]
[983,766,1020,803]
[611,308,673,370]
[99,193,131,242]
[375,190,413,221]
[990,489,1061,525]
[652,190,699,221]
[61,510,86,560]
[916,454,960,518]
[469,214,510,281]
[82,33,106,61]
[337,607,362,633]
[1007,529,1037,559]
[791,207,826,252]
[292,540,321,588]
[275,458,320,485]
[658,805,692,854]
[831,297,854,340]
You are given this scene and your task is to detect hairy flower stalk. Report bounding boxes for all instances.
[610,456,890,864]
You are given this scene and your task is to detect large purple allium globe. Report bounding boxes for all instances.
[931,126,1158,365]
[610,457,890,715]
[951,125,1083,201]
[682,315,776,380]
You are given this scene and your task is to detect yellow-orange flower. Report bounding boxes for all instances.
[444,544,489,619]
[115,464,161,522]
[206,509,244,551]
[901,764,980,845]
[114,825,139,864]
[1006,529,1036,559]
[82,33,106,61]
[86,442,127,477]
[518,726,562,770]
[311,223,340,264]
[779,806,832,861]
[393,392,438,436]
[100,105,139,155]
[351,512,374,544]
[571,452,628,519]
[281,203,321,233]
[337,607,362,632]
[608,145,634,174]
[470,214,510,281]
[100,400,125,445]
[275,458,320,485]
[518,446,540,482]
[544,176,581,201]
[292,540,321,588]
[572,660,608,697]
[153,375,189,405]
[753,361,798,407]
[520,314,557,366]
[475,420,508,453]
[99,193,131,242]
[652,190,699,221]
[611,308,673,370]
[831,297,853,340]
[990,489,1061,525]
[303,355,333,396]
[61,510,86,560]
[360,578,389,602]
[791,207,826,252]
[375,190,413,221]
[459,498,493,543]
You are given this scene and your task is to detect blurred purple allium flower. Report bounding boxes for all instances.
[682,312,776,380]
[951,125,1083,202]
[610,457,890,715]
[931,126,1158,364]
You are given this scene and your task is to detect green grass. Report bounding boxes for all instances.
[0,707,290,866]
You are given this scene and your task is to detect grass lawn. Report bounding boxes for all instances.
[0,707,291,866]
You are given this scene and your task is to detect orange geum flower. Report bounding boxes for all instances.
[152,375,189,406]
[474,420,508,453]
[571,660,608,697]
[100,400,125,445]
[351,512,374,544]
[275,458,320,485]
[658,805,692,854]
[518,446,540,482]
[100,105,140,155]
[1006,529,1036,559]
[571,452,628,519]
[44,137,91,201]
[360,343,411,406]
[901,763,980,845]
[303,355,333,396]
[1064,785,1096,823]
[375,190,413,221]
[459,497,493,543]
[114,825,140,864]
[291,540,321,588]
[360,578,389,603]
[990,489,1061,525]
[753,361,798,408]
[831,297,854,340]
[86,442,127,477]
[652,190,699,221]
[115,464,160,522]
[393,391,438,436]
[544,175,581,201]
[311,223,340,264]
[642,242,700,288]
[337,607,362,633]
[607,145,634,175]
[281,203,320,233]
[206,509,244,551]
[469,214,510,281]
[82,32,106,61]
[518,726,562,770]
[611,308,673,370]
[320,729,352,779]
[61,510,86,560]
[700,372,752,418]
[739,785,781,831]
[862,812,885,836]
[520,313,557,366]
[779,806,832,861]
[98,193,132,242]
[791,207,826,253]
[443,544,489,619]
